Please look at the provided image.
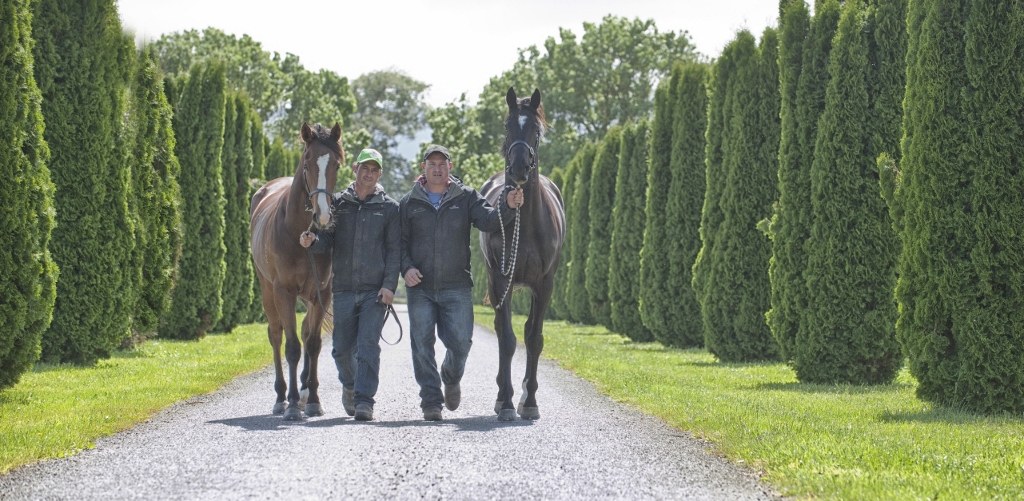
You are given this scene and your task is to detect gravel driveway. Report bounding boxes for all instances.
[0,305,778,500]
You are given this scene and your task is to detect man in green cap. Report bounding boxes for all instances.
[300,147,399,421]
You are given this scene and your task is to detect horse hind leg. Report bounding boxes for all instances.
[262,282,288,415]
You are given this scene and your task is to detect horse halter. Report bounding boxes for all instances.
[505,139,537,171]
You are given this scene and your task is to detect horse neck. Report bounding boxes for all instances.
[511,169,543,215]
[283,159,312,233]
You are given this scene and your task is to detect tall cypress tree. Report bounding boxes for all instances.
[129,46,183,337]
[565,143,597,324]
[0,0,58,389]
[664,62,710,348]
[767,0,811,361]
[693,37,742,345]
[246,111,267,322]
[546,166,569,320]
[609,121,652,341]
[215,93,254,332]
[897,0,1024,413]
[585,126,623,328]
[160,61,227,340]
[799,1,901,384]
[699,29,780,362]
[639,73,676,341]
[34,0,135,363]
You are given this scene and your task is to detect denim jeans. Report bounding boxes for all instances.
[332,290,385,406]
[406,286,474,409]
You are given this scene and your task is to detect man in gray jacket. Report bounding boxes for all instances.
[300,148,399,422]
[400,145,523,421]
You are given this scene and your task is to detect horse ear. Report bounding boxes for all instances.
[300,122,313,143]
[330,122,342,144]
[506,87,517,111]
[530,89,541,110]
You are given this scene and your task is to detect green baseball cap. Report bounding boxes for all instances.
[355,148,383,169]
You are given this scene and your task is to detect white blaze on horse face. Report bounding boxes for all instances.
[518,114,528,129]
[316,154,331,226]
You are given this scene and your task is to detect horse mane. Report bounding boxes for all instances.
[302,123,344,157]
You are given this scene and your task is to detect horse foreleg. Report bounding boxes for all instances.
[275,290,303,421]
[300,291,328,417]
[494,296,517,421]
[520,279,553,420]
[261,281,287,415]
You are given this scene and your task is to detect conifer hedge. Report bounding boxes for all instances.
[799,0,901,384]
[160,61,228,340]
[34,0,135,364]
[639,74,677,342]
[215,94,254,332]
[0,0,58,389]
[129,46,183,337]
[897,0,1024,413]
[609,121,652,341]
[663,63,710,348]
[546,166,569,320]
[565,143,597,324]
[584,126,623,328]
[697,30,780,362]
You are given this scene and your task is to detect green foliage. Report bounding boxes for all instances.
[638,77,676,342]
[350,70,429,193]
[150,28,356,149]
[34,0,135,364]
[897,0,1024,413]
[160,61,228,340]
[546,166,569,320]
[799,1,901,384]
[431,16,698,175]
[214,94,255,332]
[127,46,183,338]
[697,30,780,362]
[0,0,58,389]
[565,143,598,324]
[584,126,623,328]
[246,108,266,323]
[663,63,710,348]
[608,121,652,341]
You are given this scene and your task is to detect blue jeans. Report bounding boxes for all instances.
[406,286,474,409]
[332,290,385,406]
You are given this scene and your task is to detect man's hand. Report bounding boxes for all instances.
[377,288,395,305]
[299,231,316,248]
[506,187,524,209]
[404,267,423,287]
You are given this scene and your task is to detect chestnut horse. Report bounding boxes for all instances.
[250,123,343,420]
[480,88,566,421]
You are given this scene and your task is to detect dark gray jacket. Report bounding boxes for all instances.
[311,184,400,293]
[399,176,513,290]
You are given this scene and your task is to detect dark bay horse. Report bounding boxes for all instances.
[480,87,566,421]
[250,122,343,420]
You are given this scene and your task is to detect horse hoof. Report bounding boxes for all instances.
[518,406,540,420]
[299,389,309,410]
[304,402,323,417]
[494,400,505,415]
[283,406,303,421]
[272,402,287,415]
[498,408,518,421]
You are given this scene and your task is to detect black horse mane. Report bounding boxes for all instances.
[303,123,344,157]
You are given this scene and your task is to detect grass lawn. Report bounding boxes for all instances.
[0,323,269,474]
[474,306,1024,500]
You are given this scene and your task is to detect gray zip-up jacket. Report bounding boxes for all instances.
[399,175,513,290]
[310,184,400,293]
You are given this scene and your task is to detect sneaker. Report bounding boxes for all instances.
[354,402,374,421]
[443,383,461,411]
[342,387,355,416]
[422,406,443,421]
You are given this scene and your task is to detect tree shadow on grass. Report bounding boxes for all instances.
[755,381,913,394]
[878,408,1024,425]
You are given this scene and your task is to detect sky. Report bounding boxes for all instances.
[116,0,780,108]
